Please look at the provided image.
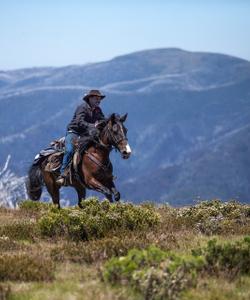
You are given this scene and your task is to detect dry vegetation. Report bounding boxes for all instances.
[0,198,249,300]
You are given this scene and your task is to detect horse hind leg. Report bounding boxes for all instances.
[43,171,61,208]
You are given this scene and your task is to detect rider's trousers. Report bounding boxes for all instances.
[60,131,79,175]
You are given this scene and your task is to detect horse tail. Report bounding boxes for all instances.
[26,164,43,201]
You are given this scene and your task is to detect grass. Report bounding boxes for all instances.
[8,263,141,300]
[182,276,250,300]
[0,254,55,282]
[0,198,249,299]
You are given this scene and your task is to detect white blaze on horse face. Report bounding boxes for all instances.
[125,143,132,154]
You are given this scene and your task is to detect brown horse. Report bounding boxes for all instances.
[26,113,131,208]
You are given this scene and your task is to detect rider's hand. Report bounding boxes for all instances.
[95,120,106,130]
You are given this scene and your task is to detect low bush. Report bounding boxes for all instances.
[157,205,181,229]
[177,199,250,235]
[19,200,51,214]
[0,254,55,282]
[195,236,250,278]
[103,237,250,299]
[38,198,160,241]
[103,246,204,300]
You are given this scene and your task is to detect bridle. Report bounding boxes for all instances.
[106,123,128,151]
[94,117,128,152]
[84,118,129,173]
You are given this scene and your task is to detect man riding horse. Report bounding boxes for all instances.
[26,89,131,208]
[56,89,106,186]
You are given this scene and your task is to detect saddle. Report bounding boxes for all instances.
[43,137,85,184]
[34,135,97,184]
[33,137,65,167]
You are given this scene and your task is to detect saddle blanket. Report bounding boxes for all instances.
[33,137,65,166]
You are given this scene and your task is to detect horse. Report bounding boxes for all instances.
[26,113,131,208]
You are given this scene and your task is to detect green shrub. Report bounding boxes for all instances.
[131,263,197,300]
[177,199,250,235]
[38,198,160,241]
[103,246,168,282]
[203,236,250,277]
[103,237,250,299]
[103,246,204,300]
[0,254,55,281]
[19,200,51,214]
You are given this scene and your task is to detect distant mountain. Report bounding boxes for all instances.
[0,48,250,205]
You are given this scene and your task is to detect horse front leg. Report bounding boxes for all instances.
[112,188,120,202]
[109,181,120,202]
[88,178,113,202]
[103,180,120,202]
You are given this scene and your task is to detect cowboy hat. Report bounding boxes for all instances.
[83,89,106,101]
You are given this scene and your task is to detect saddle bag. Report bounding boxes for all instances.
[44,152,64,172]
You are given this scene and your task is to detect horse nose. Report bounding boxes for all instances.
[125,144,132,154]
[122,144,132,159]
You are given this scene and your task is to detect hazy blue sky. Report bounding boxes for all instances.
[1,0,249,70]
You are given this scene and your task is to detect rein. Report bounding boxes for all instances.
[85,150,111,173]
[84,119,127,172]
[83,126,113,173]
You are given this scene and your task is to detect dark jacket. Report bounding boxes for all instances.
[67,102,105,135]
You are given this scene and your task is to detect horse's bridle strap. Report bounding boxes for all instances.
[107,127,127,148]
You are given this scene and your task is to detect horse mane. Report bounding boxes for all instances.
[78,136,96,155]
[77,118,110,154]
[77,113,127,154]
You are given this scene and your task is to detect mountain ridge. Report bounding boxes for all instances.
[0,48,249,205]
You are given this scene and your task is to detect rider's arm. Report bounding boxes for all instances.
[75,105,95,131]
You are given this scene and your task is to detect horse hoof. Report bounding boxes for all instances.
[107,197,114,203]
[114,192,120,202]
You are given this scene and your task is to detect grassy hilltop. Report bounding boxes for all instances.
[0,198,250,300]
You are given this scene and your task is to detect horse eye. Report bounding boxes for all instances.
[113,124,118,132]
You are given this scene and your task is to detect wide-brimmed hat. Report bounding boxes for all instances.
[83,89,106,102]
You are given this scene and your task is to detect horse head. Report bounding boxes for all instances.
[97,113,132,159]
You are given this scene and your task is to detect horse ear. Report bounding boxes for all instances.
[120,113,128,123]
[110,113,116,124]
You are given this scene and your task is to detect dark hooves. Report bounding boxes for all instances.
[114,192,120,202]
